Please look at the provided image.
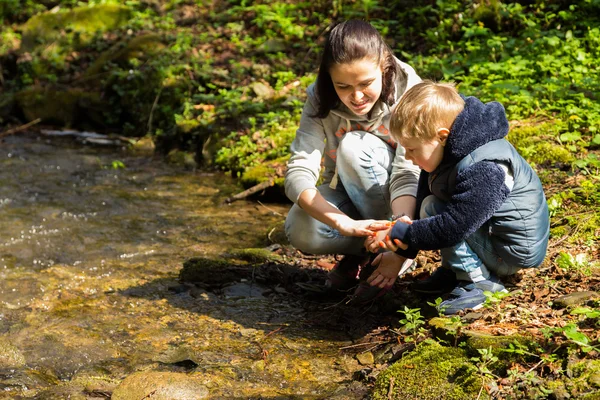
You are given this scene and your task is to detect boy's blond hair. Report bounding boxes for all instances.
[390,80,465,142]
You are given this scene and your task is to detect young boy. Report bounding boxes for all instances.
[366,80,550,314]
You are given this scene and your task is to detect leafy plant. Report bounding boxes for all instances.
[470,347,499,381]
[398,306,426,343]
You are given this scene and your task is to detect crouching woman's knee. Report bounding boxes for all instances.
[285,204,332,255]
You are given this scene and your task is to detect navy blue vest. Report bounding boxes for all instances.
[429,139,549,268]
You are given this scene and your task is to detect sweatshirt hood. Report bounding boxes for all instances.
[442,96,509,164]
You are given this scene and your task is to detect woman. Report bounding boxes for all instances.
[284,20,421,298]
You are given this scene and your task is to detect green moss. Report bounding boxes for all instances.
[465,331,533,354]
[372,340,486,400]
[227,248,283,264]
[550,225,569,238]
[508,122,574,165]
[240,155,288,188]
[20,4,132,52]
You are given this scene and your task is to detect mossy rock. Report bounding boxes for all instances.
[464,330,536,364]
[83,34,166,78]
[20,4,132,52]
[372,340,486,400]
[15,87,103,125]
[227,247,283,264]
[179,256,252,285]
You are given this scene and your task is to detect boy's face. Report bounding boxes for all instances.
[329,57,383,116]
[400,130,448,173]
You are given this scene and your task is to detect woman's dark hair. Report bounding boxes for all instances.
[314,20,399,118]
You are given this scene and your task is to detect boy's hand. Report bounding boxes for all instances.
[379,216,413,251]
[366,252,404,288]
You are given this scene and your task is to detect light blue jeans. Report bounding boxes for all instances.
[420,195,522,281]
[285,131,395,256]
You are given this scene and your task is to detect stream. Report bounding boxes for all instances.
[0,134,365,399]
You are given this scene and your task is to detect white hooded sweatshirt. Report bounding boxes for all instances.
[285,59,421,205]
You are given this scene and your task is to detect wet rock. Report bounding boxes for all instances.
[0,337,25,368]
[372,340,485,400]
[223,282,266,298]
[154,346,200,368]
[355,351,375,366]
[111,371,209,400]
[189,286,218,301]
[553,291,600,308]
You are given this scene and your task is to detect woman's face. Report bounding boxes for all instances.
[329,57,383,116]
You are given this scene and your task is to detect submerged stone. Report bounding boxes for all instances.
[371,340,486,400]
[0,337,26,368]
[111,371,209,400]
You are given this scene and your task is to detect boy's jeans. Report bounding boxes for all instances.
[420,195,522,281]
[285,131,394,256]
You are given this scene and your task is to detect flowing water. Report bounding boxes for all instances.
[0,134,364,399]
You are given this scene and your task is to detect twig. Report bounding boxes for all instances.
[257,200,284,217]
[476,380,484,400]
[339,341,387,350]
[387,376,395,400]
[225,180,274,203]
[526,359,545,374]
[0,118,41,138]
[259,326,286,342]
